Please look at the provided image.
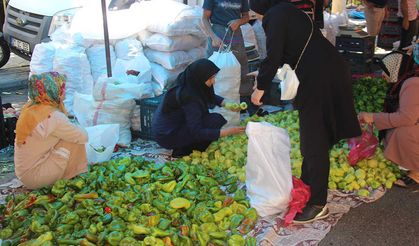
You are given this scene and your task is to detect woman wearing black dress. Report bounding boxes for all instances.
[250,0,361,223]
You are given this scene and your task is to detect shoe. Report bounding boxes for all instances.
[293,205,329,224]
[171,147,192,158]
[394,175,418,188]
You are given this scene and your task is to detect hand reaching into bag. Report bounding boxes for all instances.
[358,112,374,124]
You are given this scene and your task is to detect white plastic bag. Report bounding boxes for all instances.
[144,47,205,70]
[53,45,93,114]
[278,64,300,100]
[93,77,144,101]
[87,45,116,82]
[85,124,119,164]
[141,0,203,36]
[30,42,56,74]
[115,38,143,60]
[246,122,293,217]
[113,53,152,84]
[145,33,205,52]
[252,20,267,59]
[208,50,241,127]
[150,62,186,89]
[241,23,257,48]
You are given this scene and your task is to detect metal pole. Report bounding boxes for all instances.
[0,95,7,149]
[101,0,112,77]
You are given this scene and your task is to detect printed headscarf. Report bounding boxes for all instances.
[15,72,67,145]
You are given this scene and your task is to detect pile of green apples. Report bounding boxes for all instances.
[183,77,401,196]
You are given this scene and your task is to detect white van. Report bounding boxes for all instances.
[2,0,202,61]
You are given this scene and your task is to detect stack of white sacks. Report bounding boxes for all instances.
[29,0,209,146]
[138,0,207,91]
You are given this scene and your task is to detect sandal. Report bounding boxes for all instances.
[394,175,418,188]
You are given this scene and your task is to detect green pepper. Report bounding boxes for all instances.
[61,212,80,225]
[152,200,167,212]
[29,220,49,234]
[51,180,68,196]
[96,222,105,232]
[148,215,160,227]
[139,204,153,213]
[209,231,229,239]
[189,224,199,241]
[227,183,238,193]
[106,231,123,245]
[128,224,151,235]
[224,176,238,186]
[80,238,96,246]
[228,235,245,246]
[125,190,140,203]
[231,202,247,214]
[245,236,257,246]
[124,173,136,185]
[179,235,193,246]
[127,209,141,222]
[119,237,137,245]
[213,207,233,222]
[200,223,218,233]
[230,214,245,229]
[69,178,86,190]
[0,228,13,239]
[57,239,82,245]
[19,231,53,246]
[174,174,191,194]
[132,170,150,179]
[239,218,256,234]
[197,230,210,246]
[56,224,73,236]
[197,176,218,187]
[74,192,99,201]
[244,208,258,221]
[211,239,226,246]
[158,218,172,231]
[219,217,231,231]
[100,213,112,225]
[162,181,177,193]
[151,227,172,237]
[108,218,126,232]
[88,224,98,235]
[198,210,214,223]
[233,190,246,201]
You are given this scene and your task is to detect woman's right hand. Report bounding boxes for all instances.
[220,126,246,137]
[212,36,223,48]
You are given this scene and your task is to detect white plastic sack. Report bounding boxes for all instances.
[241,23,258,48]
[30,42,56,74]
[85,124,119,164]
[113,53,152,84]
[144,47,205,70]
[87,45,116,82]
[150,62,186,89]
[53,45,94,114]
[141,0,203,36]
[278,64,300,100]
[252,20,267,59]
[93,77,144,101]
[73,93,135,146]
[246,122,293,217]
[145,33,205,52]
[70,1,148,40]
[209,50,241,127]
[115,38,143,60]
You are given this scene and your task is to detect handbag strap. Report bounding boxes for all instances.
[217,27,235,53]
[294,12,314,70]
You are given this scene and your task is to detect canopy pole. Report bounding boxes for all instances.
[101,0,112,77]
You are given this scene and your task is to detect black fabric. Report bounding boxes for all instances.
[398,18,418,50]
[249,0,287,15]
[162,59,220,114]
[251,2,361,205]
[365,0,388,8]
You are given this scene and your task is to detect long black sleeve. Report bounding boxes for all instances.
[256,12,288,91]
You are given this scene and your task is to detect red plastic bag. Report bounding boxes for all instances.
[284,176,311,226]
[347,124,378,166]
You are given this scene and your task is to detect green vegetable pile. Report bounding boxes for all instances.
[0,157,257,245]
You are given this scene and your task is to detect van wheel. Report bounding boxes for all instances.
[0,37,11,68]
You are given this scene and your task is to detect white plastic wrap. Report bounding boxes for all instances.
[144,47,205,70]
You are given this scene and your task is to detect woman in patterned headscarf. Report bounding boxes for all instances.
[14,72,88,189]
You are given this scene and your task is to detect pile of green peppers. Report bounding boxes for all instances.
[0,157,257,245]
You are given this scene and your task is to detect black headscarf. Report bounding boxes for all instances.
[162,59,220,113]
[250,0,286,15]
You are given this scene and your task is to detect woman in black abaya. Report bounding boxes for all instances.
[152,59,245,158]
[250,0,361,223]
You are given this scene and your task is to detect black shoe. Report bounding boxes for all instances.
[171,148,192,158]
[293,205,329,224]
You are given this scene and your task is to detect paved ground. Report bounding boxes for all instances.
[1,52,419,246]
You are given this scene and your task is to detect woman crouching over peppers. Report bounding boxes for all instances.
[14,72,88,189]
[152,59,245,158]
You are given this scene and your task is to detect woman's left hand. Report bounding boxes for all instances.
[251,89,265,106]
[358,112,374,124]
[228,19,241,32]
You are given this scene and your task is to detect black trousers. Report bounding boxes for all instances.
[299,106,332,206]
[398,18,418,50]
